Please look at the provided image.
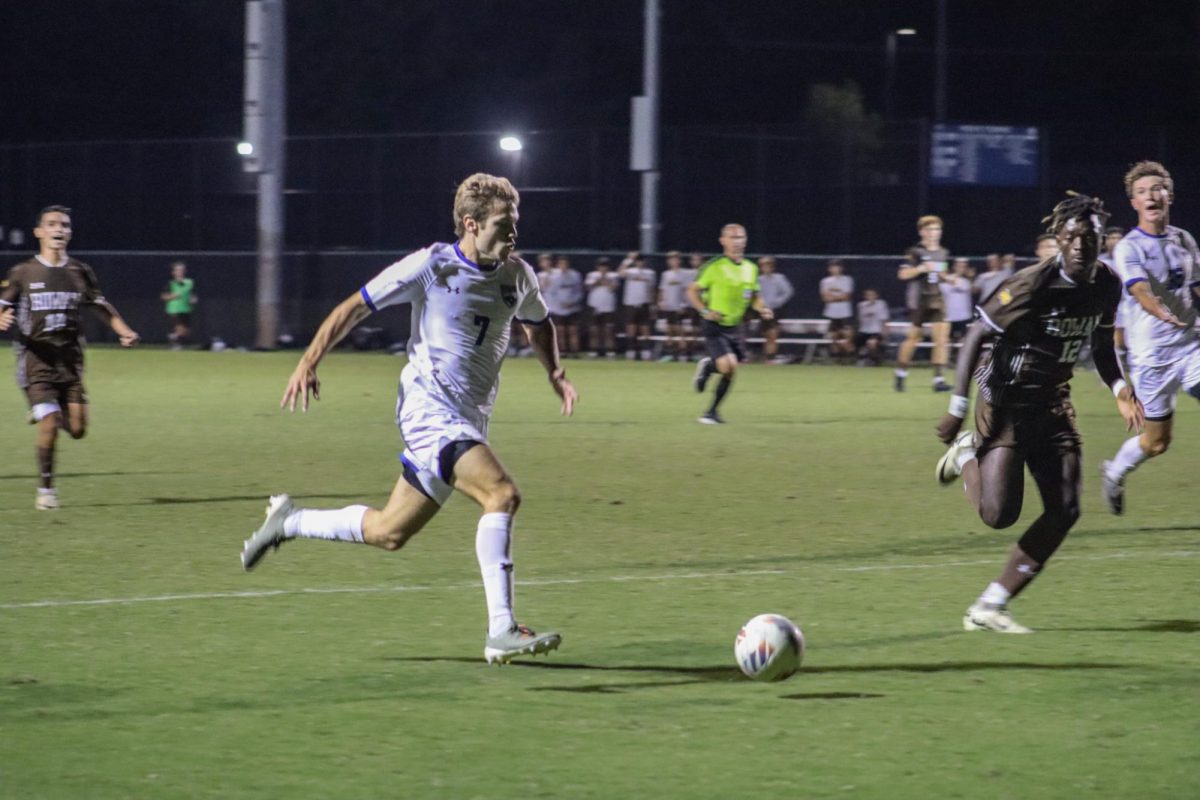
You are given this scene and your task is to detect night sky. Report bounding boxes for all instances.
[5,0,1200,143]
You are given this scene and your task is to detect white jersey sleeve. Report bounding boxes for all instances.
[1112,238,1149,290]
[361,247,436,311]
[514,260,550,323]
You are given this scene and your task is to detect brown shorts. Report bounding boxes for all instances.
[910,304,946,326]
[18,344,87,407]
[974,396,1081,458]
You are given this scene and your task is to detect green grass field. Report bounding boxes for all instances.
[1,349,1197,799]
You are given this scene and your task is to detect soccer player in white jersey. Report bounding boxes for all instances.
[239,174,578,664]
[1100,162,1200,514]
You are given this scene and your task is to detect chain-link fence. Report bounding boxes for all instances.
[3,121,1195,257]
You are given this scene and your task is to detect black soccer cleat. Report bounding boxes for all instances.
[693,357,713,393]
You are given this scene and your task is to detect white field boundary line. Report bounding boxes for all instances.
[1,550,1196,611]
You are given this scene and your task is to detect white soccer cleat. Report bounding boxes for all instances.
[241,494,294,571]
[963,602,1033,634]
[35,491,59,511]
[484,624,562,664]
[936,430,976,485]
[1099,460,1124,515]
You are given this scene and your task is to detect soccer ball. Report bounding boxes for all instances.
[734,613,805,682]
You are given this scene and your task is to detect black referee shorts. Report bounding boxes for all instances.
[703,320,745,362]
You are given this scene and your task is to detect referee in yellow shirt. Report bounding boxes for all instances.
[686,223,773,424]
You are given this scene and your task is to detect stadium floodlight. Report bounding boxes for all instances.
[237,141,255,156]
[896,28,917,35]
[499,136,523,152]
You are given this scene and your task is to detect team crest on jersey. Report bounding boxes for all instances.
[500,284,517,308]
[998,289,1013,305]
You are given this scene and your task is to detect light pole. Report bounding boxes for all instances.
[883,28,916,119]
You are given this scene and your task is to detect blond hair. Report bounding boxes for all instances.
[916,215,943,231]
[453,173,519,236]
[1123,161,1173,199]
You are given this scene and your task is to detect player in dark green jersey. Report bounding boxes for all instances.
[161,260,197,349]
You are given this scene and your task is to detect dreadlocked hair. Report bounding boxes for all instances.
[1041,191,1108,234]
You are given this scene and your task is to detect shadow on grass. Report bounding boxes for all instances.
[0,471,178,482]
[1045,619,1200,634]
[66,493,366,508]
[390,657,1133,694]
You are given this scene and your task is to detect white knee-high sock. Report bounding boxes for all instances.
[1107,436,1148,482]
[476,512,515,637]
[283,506,367,542]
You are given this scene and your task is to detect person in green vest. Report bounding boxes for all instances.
[161,260,197,349]
[686,223,772,424]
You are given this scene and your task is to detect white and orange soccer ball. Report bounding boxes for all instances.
[734,613,805,682]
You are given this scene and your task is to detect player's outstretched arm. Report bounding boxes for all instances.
[524,319,577,416]
[936,320,991,443]
[1127,281,1188,328]
[282,292,373,413]
[0,307,13,332]
[1091,326,1144,433]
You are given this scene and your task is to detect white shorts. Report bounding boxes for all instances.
[1129,340,1200,421]
[396,382,489,506]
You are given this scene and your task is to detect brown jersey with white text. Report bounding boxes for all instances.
[974,258,1121,407]
[1,256,113,385]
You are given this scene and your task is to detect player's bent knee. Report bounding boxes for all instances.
[486,481,521,514]
[979,501,1020,530]
[1144,436,1170,457]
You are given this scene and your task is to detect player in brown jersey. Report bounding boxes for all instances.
[932,193,1142,633]
[895,215,953,392]
[0,206,140,510]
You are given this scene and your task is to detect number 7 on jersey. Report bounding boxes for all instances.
[473,314,490,346]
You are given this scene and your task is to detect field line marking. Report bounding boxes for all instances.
[0,552,1195,611]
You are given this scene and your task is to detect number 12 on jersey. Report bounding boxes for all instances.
[1059,338,1084,363]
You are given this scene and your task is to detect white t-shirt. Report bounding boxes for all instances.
[544,268,584,316]
[820,274,854,319]
[973,268,1012,303]
[759,273,795,311]
[940,274,974,322]
[361,242,547,419]
[1113,225,1200,366]
[658,268,690,311]
[621,266,657,306]
[586,270,617,313]
[856,299,890,334]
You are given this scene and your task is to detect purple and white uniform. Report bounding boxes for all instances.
[361,242,548,502]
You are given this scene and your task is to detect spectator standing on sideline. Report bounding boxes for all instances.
[757,256,794,364]
[973,253,1012,303]
[855,287,890,365]
[820,259,855,363]
[657,251,691,362]
[546,255,583,357]
[618,251,656,360]
[942,257,975,346]
[585,257,618,357]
